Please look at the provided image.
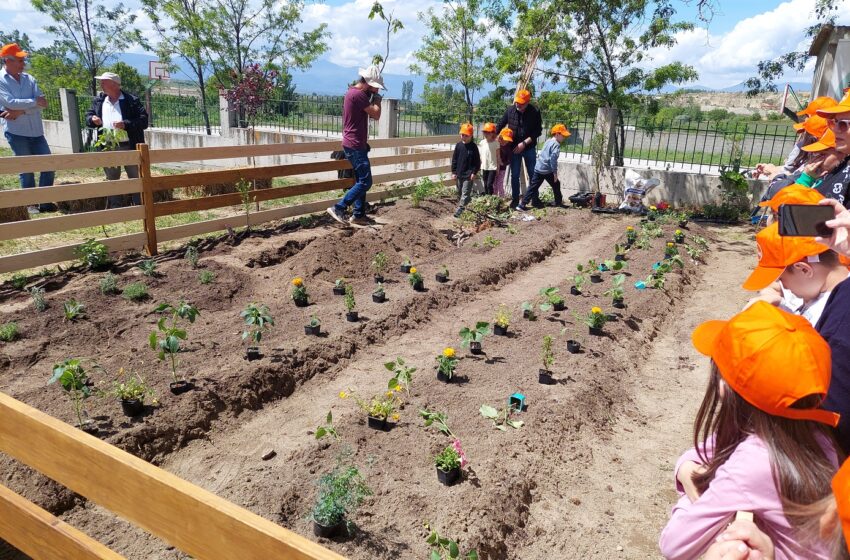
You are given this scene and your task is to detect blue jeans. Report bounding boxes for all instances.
[335,147,372,218]
[509,143,537,205]
[4,132,55,189]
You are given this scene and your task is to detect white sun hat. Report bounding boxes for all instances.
[358,65,385,90]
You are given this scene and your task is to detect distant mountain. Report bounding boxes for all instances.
[719,81,812,93]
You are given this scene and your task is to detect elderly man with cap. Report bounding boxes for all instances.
[85,71,148,208]
[327,65,384,228]
[496,89,543,209]
[0,42,55,214]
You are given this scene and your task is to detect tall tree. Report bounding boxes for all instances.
[368,2,404,73]
[490,0,698,165]
[31,0,147,95]
[411,0,497,122]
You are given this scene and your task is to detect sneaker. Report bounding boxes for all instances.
[27,205,40,215]
[349,215,377,227]
[453,207,464,218]
[38,202,58,212]
[514,204,528,212]
[326,206,348,225]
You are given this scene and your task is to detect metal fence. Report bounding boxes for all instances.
[40,90,63,121]
[249,94,378,137]
[149,93,220,134]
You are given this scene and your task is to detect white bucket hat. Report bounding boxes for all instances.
[94,71,122,85]
[358,65,385,90]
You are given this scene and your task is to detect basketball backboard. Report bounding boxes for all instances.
[149,61,170,80]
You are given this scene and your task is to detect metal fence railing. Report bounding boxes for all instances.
[250,95,378,137]
[149,93,220,134]
[40,90,63,121]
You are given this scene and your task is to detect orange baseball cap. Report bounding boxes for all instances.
[514,89,531,104]
[550,123,570,137]
[798,96,838,117]
[482,122,496,133]
[692,301,839,427]
[742,222,829,290]
[0,43,28,59]
[817,92,850,116]
[759,184,825,211]
[459,123,473,136]
[499,128,514,142]
[794,115,829,138]
[832,458,850,551]
[802,129,837,152]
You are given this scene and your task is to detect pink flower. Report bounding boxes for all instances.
[452,439,468,469]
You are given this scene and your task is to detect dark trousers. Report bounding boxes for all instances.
[104,144,141,208]
[509,143,537,206]
[482,170,496,195]
[522,171,562,207]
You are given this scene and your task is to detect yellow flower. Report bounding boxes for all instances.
[394,386,403,392]
[667,242,674,247]
[292,277,303,286]
[591,307,602,314]
[410,267,417,274]
[339,391,347,399]
[650,205,657,211]
[392,413,400,422]
[385,391,394,398]
[675,229,682,234]
[626,226,634,231]
[443,347,455,358]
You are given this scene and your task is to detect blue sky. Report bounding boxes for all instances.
[3,0,848,89]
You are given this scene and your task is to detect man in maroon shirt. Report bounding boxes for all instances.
[327,65,384,227]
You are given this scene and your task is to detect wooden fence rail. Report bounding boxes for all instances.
[0,135,453,274]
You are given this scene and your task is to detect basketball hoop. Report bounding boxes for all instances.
[149,61,170,81]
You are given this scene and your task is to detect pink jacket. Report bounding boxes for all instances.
[659,434,837,560]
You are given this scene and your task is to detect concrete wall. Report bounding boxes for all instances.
[41,120,75,154]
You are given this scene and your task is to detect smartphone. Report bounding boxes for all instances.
[777,204,834,237]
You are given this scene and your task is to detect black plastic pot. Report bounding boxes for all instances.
[413,280,425,292]
[570,286,581,296]
[539,369,555,385]
[606,313,618,322]
[333,286,346,296]
[437,466,461,486]
[615,254,626,262]
[469,341,482,355]
[589,326,604,336]
[679,220,688,228]
[304,324,321,336]
[374,274,384,284]
[590,274,603,283]
[400,264,412,273]
[313,520,345,538]
[675,237,685,244]
[612,298,625,309]
[523,309,533,319]
[372,292,385,303]
[367,415,389,431]
[493,324,508,336]
[553,301,565,311]
[120,398,144,417]
[437,370,452,383]
[169,380,193,395]
[435,273,449,283]
[246,346,261,361]
[648,215,656,221]
[567,340,581,354]
[346,311,358,322]
[293,297,309,308]
[81,422,99,435]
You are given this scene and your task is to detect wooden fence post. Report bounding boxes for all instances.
[137,144,158,256]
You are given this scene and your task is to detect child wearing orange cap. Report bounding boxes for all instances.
[451,123,481,217]
[493,128,514,198]
[515,123,570,211]
[479,123,499,196]
[659,302,841,560]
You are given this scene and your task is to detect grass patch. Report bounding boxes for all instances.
[0,322,19,342]
[122,282,149,302]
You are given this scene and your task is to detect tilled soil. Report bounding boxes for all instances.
[0,198,751,559]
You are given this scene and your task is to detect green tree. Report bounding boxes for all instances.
[411,0,497,122]
[0,31,34,52]
[368,1,404,73]
[418,84,467,134]
[31,0,147,95]
[24,42,89,95]
[476,86,512,120]
[107,61,149,96]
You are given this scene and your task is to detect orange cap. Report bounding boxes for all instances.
[550,123,570,137]
[832,458,850,550]
[482,122,496,133]
[514,89,531,104]
[692,301,839,427]
[759,183,826,211]
[802,129,837,152]
[798,96,838,117]
[793,115,829,138]
[0,43,28,59]
[499,128,514,142]
[459,123,473,136]
[742,222,829,290]
[817,92,850,116]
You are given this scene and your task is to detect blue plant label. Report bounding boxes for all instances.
[635,281,646,289]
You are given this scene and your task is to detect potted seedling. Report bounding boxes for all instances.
[625,226,637,246]
[434,439,468,486]
[344,285,358,322]
[459,322,490,355]
[372,283,386,303]
[538,287,565,312]
[408,267,424,291]
[333,278,347,296]
[107,368,156,417]
[436,347,458,382]
[49,358,96,432]
[305,314,321,336]
[539,335,555,385]
[493,304,511,336]
[149,301,200,394]
[290,277,309,307]
[602,259,626,273]
[425,524,479,560]
[572,265,588,296]
[604,274,627,309]
[647,205,658,221]
[576,306,608,336]
[372,251,388,283]
[665,242,679,259]
[587,259,602,283]
[309,461,371,538]
[521,301,536,320]
[567,338,581,354]
[400,257,413,274]
[673,229,686,244]
[614,243,627,262]
[436,265,449,283]
[677,211,690,228]
[240,302,274,361]
[341,389,401,431]
[386,357,415,396]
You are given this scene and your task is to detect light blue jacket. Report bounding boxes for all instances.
[535,137,561,175]
[0,68,45,137]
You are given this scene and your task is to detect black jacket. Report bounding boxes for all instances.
[85,90,148,149]
[451,141,481,179]
[816,155,850,205]
[497,104,543,149]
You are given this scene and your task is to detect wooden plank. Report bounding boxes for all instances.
[0,151,139,174]
[0,180,142,209]
[368,135,456,148]
[0,393,345,560]
[153,178,353,218]
[0,233,146,275]
[149,160,351,192]
[138,145,157,256]
[372,165,452,185]
[0,206,144,241]
[0,484,126,560]
[369,149,453,167]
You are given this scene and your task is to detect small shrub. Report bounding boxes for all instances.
[75,239,111,270]
[483,235,501,248]
[372,251,388,276]
[0,322,19,342]
[198,270,215,284]
[99,273,119,295]
[122,282,149,302]
[185,245,200,269]
[137,259,158,277]
[30,287,47,312]
[309,461,372,527]
[344,284,356,312]
[10,273,27,290]
[62,299,86,322]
